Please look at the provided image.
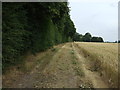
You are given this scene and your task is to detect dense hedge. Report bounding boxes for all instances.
[2,2,76,71]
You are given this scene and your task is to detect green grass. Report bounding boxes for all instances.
[70,49,85,77]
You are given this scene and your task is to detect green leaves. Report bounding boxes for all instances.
[91,37,104,42]
[2,2,76,72]
[73,32,104,42]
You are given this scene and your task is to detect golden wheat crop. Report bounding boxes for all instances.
[76,42,118,88]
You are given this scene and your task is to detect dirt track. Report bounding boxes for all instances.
[3,42,110,88]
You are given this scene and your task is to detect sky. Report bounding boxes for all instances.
[68,0,119,42]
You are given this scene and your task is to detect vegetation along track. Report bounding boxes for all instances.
[73,42,109,88]
[3,42,117,88]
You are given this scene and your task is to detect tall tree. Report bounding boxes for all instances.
[83,32,92,42]
[2,2,76,72]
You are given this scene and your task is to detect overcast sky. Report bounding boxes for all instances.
[68,0,119,42]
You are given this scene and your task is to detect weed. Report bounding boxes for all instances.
[51,48,58,52]
[72,59,77,64]
[70,50,74,54]
[74,67,85,77]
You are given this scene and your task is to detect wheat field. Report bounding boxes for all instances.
[75,42,118,88]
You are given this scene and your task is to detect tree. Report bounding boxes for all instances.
[91,37,104,42]
[83,32,92,42]
[73,33,83,41]
[73,32,104,42]
[97,37,104,42]
[118,40,120,43]
[79,34,83,41]
[2,2,76,72]
[91,37,98,42]
[73,33,80,41]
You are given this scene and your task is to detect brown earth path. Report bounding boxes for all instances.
[3,42,109,89]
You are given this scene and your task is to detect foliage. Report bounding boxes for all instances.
[82,32,92,42]
[73,32,104,42]
[2,2,76,72]
[73,33,83,41]
[91,37,104,42]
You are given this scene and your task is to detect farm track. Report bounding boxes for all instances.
[73,43,109,88]
[3,42,110,88]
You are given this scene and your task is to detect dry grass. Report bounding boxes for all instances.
[3,43,65,87]
[75,42,118,88]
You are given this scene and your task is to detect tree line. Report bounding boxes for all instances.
[73,32,104,42]
[2,2,76,72]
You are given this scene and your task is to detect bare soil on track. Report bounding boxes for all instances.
[3,42,112,89]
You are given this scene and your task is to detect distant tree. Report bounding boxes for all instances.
[73,33,83,41]
[83,32,92,42]
[91,37,104,42]
[97,37,104,42]
[73,32,104,42]
[118,40,120,43]
[79,34,83,41]
[91,37,98,42]
[73,33,80,41]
